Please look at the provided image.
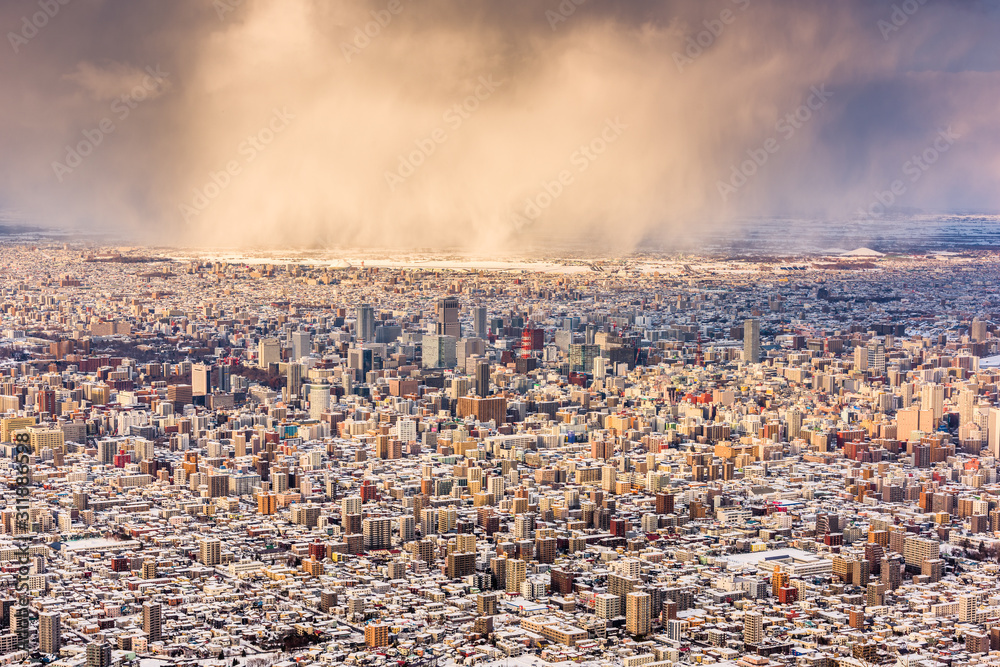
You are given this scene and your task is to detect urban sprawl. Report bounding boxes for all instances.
[3,244,1000,667]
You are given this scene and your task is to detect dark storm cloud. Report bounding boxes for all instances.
[1,0,998,250]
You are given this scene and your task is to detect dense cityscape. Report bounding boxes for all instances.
[3,243,1000,667]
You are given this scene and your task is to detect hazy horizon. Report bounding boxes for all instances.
[2,0,1000,253]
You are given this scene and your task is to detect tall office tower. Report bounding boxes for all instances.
[626,591,651,637]
[357,304,375,342]
[569,343,600,373]
[744,319,761,363]
[39,611,60,654]
[308,384,330,420]
[258,338,280,368]
[348,348,373,381]
[422,334,457,369]
[921,383,944,422]
[473,306,488,338]
[475,360,490,398]
[216,364,232,392]
[142,602,162,643]
[199,538,221,566]
[867,340,886,374]
[291,330,311,361]
[286,362,303,399]
[971,318,989,342]
[436,296,461,338]
[191,363,211,396]
[744,610,763,644]
[36,387,57,416]
[853,346,868,372]
[786,408,803,440]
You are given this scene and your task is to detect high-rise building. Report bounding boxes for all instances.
[364,624,390,648]
[921,383,944,422]
[958,387,977,427]
[357,304,375,342]
[39,611,60,654]
[258,338,280,368]
[569,344,600,373]
[475,360,490,398]
[348,348,373,382]
[308,383,330,419]
[191,363,211,396]
[363,517,392,550]
[398,515,415,543]
[166,384,193,410]
[867,340,886,374]
[626,591,651,636]
[456,396,506,425]
[744,610,763,645]
[86,641,112,667]
[143,601,162,643]
[286,362,303,399]
[959,594,981,623]
[215,363,232,392]
[422,334,457,369]
[744,319,760,363]
[436,297,461,338]
[971,318,989,342]
[786,408,803,440]
[505,558,526,593]
[473,306,488,338]
[421,507,438,536]
[199,538,221,566]
[602,466,617,493]
[291,330,311,361]
[36,387,57,416]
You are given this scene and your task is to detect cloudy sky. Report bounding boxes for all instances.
[1,0,998,251]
